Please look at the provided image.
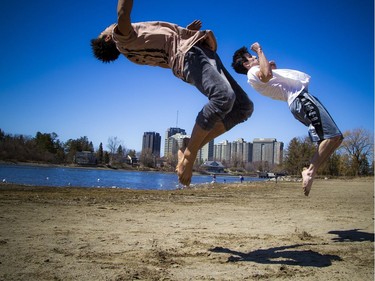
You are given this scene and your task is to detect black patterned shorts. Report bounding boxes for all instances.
[289,90,343,143]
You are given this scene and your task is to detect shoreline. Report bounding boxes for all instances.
[0,162,267,191]
[1,161,372,191]
[0,161,259,177]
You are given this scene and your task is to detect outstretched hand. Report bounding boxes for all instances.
[186,20,202,30]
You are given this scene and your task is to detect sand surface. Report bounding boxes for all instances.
[0,178,373,280]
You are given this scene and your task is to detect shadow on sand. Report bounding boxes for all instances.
[328,229,374,242]
[210,229,374,267]
[210,243,341,267]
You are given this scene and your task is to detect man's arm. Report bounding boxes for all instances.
[117,0,134,36]
[251,42,273,83]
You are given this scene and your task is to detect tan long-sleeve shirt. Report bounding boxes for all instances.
[112,21,217,79]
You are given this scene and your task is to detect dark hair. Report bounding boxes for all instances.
[90,37,120,63]
[231,46,249,75]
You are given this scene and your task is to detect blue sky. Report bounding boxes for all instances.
[0,0,373,155]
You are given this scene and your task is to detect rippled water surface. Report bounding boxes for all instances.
[0,164,264,190]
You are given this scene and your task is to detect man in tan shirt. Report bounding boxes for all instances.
[91,0,253,186]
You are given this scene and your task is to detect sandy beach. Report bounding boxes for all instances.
[0,178,373,280]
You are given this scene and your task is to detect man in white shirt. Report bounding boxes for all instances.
[232,42,343,196]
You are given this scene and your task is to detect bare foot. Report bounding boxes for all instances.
[175,150,187,188]
[175,138,192,186]
[176,149,184,171]
[175,138,190,174]
[302,168,314,196]
[176,157,194,186]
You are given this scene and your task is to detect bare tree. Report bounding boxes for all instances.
[340,128,374,176]
[107,137,123,165]
[164,152,178,170]
[140,148,155,168]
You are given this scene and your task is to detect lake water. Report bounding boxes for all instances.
[0,164,264,190]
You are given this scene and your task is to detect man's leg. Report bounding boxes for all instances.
[178,46,252,186]
[177,122,225,168]
[177,121,226,186]
[177,137,190,170]
[302,135,342,196]
[290,91,343,196]
[178,46,235,186]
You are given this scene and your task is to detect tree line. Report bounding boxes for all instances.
[0,128,373,176]
[283,127,374,176]
[0,129,138,168]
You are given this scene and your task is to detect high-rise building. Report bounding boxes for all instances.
[252,138,283,165]
[164,132,188,157]
[273,141,284,165]
[163,127,214,162]
[243,140,253,163]
[214,140,231,163]
[142,132,161,158]
[164,127,187,157]
[165,127,186,139]
[197,140,214,162]
[214,139,252,164]
[231,138,246,163]
[164,127,186,157]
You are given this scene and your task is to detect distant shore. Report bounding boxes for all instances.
[0,160,169,175]
[0,160,260,177]
[0,160,127,170]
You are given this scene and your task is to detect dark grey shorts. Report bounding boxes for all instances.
[289,90,343,142]
[183,44,253,131]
